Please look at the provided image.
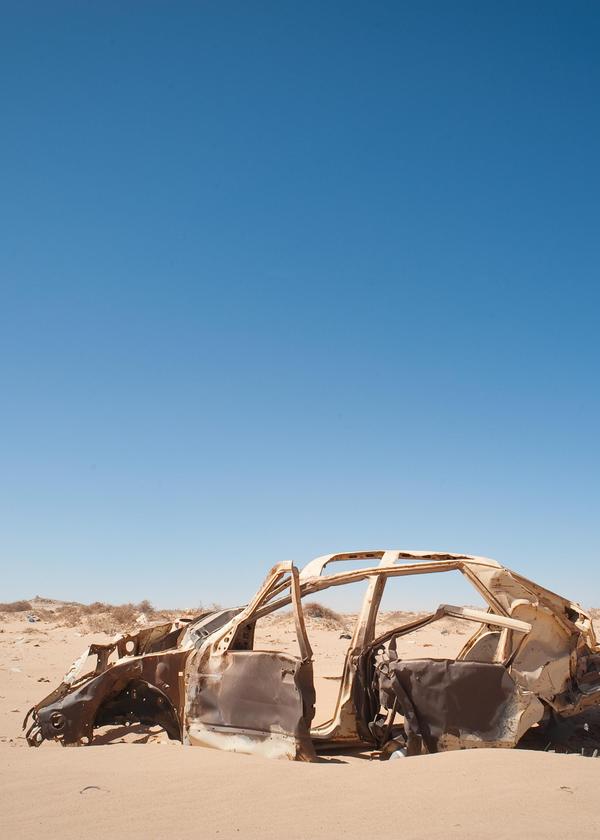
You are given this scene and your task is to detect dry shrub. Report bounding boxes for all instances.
[58,605,84,627]
[0,600,32,612]
[4,594,191,634]
[81,599,154,619]
[29,607,55,621]
[45,598,163,633]
[303,601,343,625]
[78,604,139,634]
[86,613,119,634]
[109,603,138,626]
[80,601,110,615]
[57,602,136,631]
[136,599,155,615]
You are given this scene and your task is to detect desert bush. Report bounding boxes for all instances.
[86,613,118,634]
[29,607,55,621]
[58,605,84,626]
[0,600,32,612]
[80,601,110,615]
[302,601,343,624]
[109,603,138,626]
[135,599,155,615]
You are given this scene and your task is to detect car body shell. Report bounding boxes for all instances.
[24,551,600,759]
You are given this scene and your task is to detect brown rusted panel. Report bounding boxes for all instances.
[27,650,187,746]
[376,658,541,752]
[186,651,316,760]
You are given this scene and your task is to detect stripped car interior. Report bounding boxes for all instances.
[25,551,600,759]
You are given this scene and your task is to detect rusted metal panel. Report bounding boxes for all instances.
[185,651,316,760]
[375,658,544,753]
[26,649,187,746]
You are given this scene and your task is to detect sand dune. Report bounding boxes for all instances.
[2,607,599,838]
[4,744,600,839]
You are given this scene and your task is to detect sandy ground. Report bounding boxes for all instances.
[2,610,600,838]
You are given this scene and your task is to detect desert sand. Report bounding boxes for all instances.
[2,604,599,839]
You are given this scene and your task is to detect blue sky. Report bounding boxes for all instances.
[1,2,599,610]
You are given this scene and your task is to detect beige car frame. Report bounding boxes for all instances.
[25,550,600,759]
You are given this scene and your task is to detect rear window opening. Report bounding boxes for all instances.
[374,569,488,640]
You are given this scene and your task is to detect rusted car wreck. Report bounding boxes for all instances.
[25,551,600,758]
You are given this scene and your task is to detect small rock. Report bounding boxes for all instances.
[339,632,352,640]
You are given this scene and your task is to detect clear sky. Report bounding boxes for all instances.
[1,2,599,610]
